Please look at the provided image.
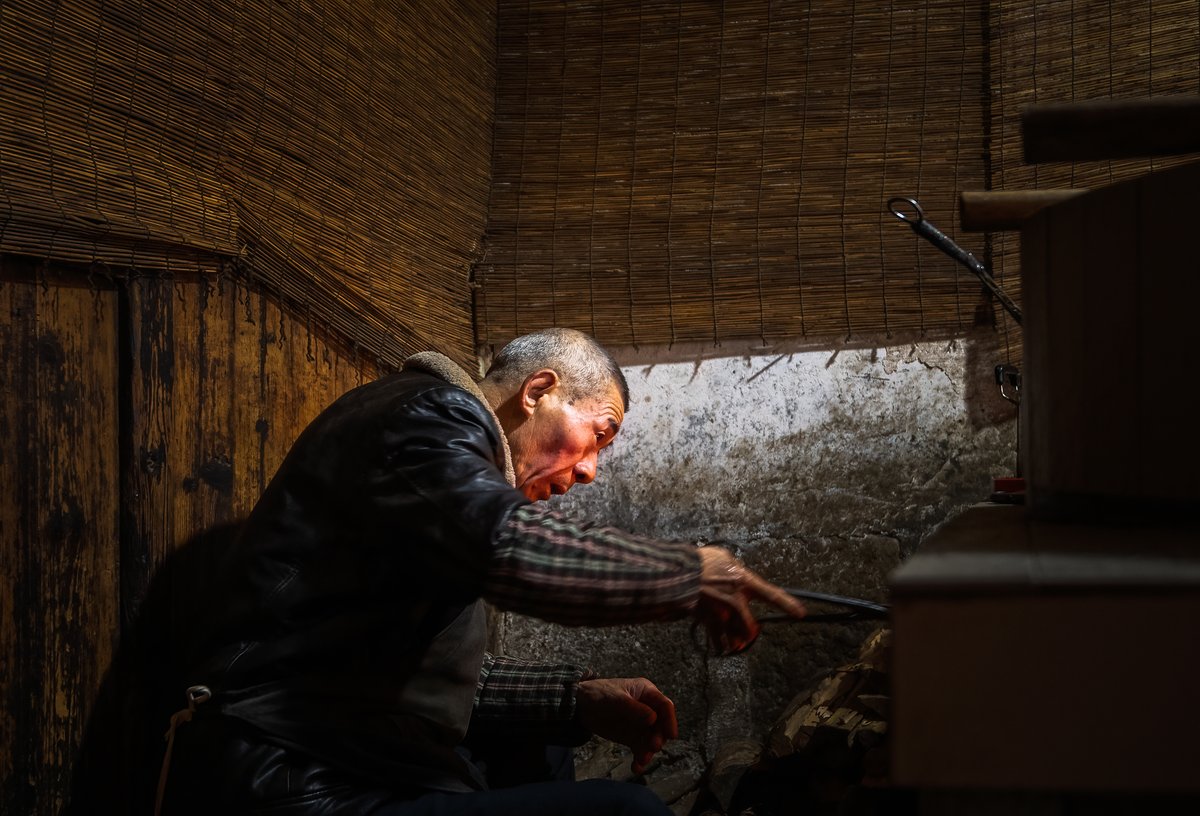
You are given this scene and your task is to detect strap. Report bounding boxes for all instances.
[153,685,212,816]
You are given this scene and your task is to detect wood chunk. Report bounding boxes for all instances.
[767,628,892,760]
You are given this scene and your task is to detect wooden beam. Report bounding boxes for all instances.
[958,190,1087,232]
[1022,96,1200,163]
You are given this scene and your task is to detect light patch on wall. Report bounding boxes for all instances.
[555,337,1015,550]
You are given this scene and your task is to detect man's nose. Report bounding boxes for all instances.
[573,452,598,484]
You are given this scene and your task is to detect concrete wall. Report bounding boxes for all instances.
[490,328,1017,761]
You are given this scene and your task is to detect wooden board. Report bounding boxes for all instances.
[123,276,380,613]
[0,260,120,816]
[1020,160,1200,515]
[3,263,381,816]
[1023,96,1200,162]
[892,590,1200,792]
[891,506,1200,793]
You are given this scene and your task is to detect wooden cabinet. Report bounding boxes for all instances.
[1020,160,1200,516]
[890,504,1200,793]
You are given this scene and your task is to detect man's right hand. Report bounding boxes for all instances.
[695,546,806,654]
[576,677,678,775]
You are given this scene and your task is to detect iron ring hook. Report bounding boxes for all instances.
[887,196,925,224]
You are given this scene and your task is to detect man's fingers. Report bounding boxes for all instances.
[628,698,658,726]
[724,586,759,640]
[696,546,808,655]
[640,688,678,741]
[704,610,759,655]
[700,547,806,619]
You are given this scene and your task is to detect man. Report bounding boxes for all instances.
[158,328,805,816]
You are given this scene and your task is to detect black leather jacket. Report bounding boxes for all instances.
[181,360,528,794]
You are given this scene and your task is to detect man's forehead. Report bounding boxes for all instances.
[605,386,625,426]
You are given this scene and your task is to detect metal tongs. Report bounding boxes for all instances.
[887,196,1023,325]
[758,588,890,624]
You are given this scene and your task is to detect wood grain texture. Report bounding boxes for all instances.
[3,263,381,816]
[124,275,380,612]
[0,267,36,814]
[958,190,1088,232]
[0,260,120,816]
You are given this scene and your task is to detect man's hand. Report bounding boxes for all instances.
[696,546,807,655]
[575,677,678,775]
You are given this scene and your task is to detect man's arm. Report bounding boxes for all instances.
[472,654,677,774]
[483,504,701,624]
[475,503,804,771]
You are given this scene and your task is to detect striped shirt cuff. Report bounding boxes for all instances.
[473,652,587,737]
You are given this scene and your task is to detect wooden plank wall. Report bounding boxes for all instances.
[0,256,381,816]
[1,259,120,815]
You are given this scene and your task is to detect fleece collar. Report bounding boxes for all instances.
[402,352,515,487]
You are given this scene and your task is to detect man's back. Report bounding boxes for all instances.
[177,366,526,793]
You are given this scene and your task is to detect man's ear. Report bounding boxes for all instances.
[518,369,560,417]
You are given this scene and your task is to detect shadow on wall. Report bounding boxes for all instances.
[64,523,244,816]
[963,322,1022,431]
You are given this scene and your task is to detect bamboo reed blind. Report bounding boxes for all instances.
[0,0,495,369]
[477,0,1200,357]
[478,0,990,350]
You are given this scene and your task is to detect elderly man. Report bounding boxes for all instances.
[159,328,805,816]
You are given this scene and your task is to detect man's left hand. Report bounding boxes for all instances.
[575,677,678,775]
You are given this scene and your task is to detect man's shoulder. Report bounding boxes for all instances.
[337,368,483,417]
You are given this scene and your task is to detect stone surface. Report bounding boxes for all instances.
[489,332,1017,761]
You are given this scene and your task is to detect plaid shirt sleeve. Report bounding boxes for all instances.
[472,505,701,732]
[473,652,591,736]
[483,504,701,625]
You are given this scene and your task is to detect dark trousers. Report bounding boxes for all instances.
[160,715,670,816]
[371,779,671,816]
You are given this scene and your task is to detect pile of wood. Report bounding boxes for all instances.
[693,627,905,816]
[766,626,891,782]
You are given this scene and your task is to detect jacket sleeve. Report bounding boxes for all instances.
[353,383,529,597]
[483,504,701,625]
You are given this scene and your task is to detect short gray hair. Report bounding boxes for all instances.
[483,328,629,410]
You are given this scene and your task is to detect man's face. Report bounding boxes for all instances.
[508,380,624,502]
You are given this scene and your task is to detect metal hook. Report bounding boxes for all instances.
[995,364,1021,406]
[887,196,925,224]
[887,194,1023,325]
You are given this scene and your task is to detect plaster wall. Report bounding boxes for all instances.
[489,330,1018,761]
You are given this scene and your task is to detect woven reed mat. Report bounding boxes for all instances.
[479,0,1200,367]
[0,0,495,370]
